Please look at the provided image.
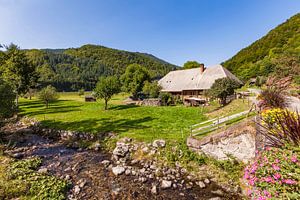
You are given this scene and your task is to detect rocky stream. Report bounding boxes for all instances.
[1,120,241,200]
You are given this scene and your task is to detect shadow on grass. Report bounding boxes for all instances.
[19,100,82,117]
[109,104,139,111]
[40,116,154,135]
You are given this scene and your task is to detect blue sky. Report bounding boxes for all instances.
[0,0,299,66]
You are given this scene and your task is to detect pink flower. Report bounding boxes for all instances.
[272,164,280,171]
[275,159,280,163]
[291,155,298,163]
[263,190,272,198]
[247,189,252,196]
[263,156,269,163]
[244,171,250,179]
[283,179,297,185]
[263,176,273,183]
[273,173,281,180]
[257,196,267,200]
[248,177,258,186]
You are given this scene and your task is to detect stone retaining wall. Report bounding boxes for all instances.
[141,99,161,106]
[187,119,257,163]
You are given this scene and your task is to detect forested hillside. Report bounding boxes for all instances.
[223,13,300,83]
[25,45,178,91]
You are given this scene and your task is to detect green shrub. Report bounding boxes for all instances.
[2,157,70,200]
[78,88,85,96]
[0,79,15,118]
[142,81,161,98]
[159,92,173,106]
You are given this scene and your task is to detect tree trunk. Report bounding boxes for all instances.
[46,101,49,109]
[104,99,108,110]
[15,93,19,114]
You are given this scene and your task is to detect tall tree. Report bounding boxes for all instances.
[183,61,201,69]
[94,76,120,110]
[0,44,36,109]
[142,81,162,98]
[209,77,241,106]
[0,79,16,118]
[121,64,150,99]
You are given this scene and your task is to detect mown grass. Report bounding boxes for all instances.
[204,98,251,119]
[19,93,207,142]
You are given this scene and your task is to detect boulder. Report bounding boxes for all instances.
[151,185,157,194]
[112,166,125,176]
[113,143,129,157]
[152,139,166,148]
[197,181,206,188]
[38,168,48,174]
[161,180,172,189]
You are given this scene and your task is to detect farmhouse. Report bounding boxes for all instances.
[158,64,242,100]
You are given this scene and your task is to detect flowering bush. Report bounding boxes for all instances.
[260,109,300,147]
[244,146,300,199]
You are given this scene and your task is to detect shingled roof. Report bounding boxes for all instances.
[158,65,242,92]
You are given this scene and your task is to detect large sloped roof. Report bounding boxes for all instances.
[158,65,242,92]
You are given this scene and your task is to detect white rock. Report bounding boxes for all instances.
[74,185,81,194]
[198,181,206,188]
[101,160,110,167]
[38,168,48,174]
[152,139,166,148]
[113,143,129,157]
[204,178,210,184]
[161,180,172,189]
[151,185,157,194]
[112,166,125,176]
[125,169,131,175]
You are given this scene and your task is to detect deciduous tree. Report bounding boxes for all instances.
[0,79,15,118]
[209,78,241,106]
[121,64,150,99]
[0,44,36,109]
[38,85,59,108]
[94,76,120,110]
[183,61,201,69]
[142,81,161,98]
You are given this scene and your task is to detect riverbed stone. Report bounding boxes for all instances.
[197,181,206,188]
[113,143,129,157]
[161,180,172,189]
[151,185,157,194]
[152,139,166,148]
[112,166,125,176]
[38,168,48,174]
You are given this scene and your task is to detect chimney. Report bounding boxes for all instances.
[199,64,205,74]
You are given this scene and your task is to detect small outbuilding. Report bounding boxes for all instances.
[85,96,96,102]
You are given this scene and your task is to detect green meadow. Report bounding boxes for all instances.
[20,93,207,141]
